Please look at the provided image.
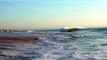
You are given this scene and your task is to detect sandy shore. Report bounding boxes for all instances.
[0,37,38,43]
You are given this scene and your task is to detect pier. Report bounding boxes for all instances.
[0,29,16,32]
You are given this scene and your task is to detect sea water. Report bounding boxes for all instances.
[0,28,107,60]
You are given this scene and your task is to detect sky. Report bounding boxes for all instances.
[0,0,107,29]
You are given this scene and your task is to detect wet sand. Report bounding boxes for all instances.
[0,37,38,43]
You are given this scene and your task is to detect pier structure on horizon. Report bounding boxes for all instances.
[0,29,16,32]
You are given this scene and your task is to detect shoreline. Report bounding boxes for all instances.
[0,37,38,43]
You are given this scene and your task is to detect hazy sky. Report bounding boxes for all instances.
[0,0,107,29]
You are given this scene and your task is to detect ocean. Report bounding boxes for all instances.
[0,28,107,60]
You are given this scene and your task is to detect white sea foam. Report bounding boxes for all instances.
[26,30,34,33]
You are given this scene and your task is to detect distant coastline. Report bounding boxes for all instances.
[0,29,17,32]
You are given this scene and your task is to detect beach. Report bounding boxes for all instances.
[0,37,38,43]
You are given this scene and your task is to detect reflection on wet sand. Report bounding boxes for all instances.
[0,36,39,60]
[0,43,42,60]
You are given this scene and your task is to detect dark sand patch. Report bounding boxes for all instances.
[0,37,38,43]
